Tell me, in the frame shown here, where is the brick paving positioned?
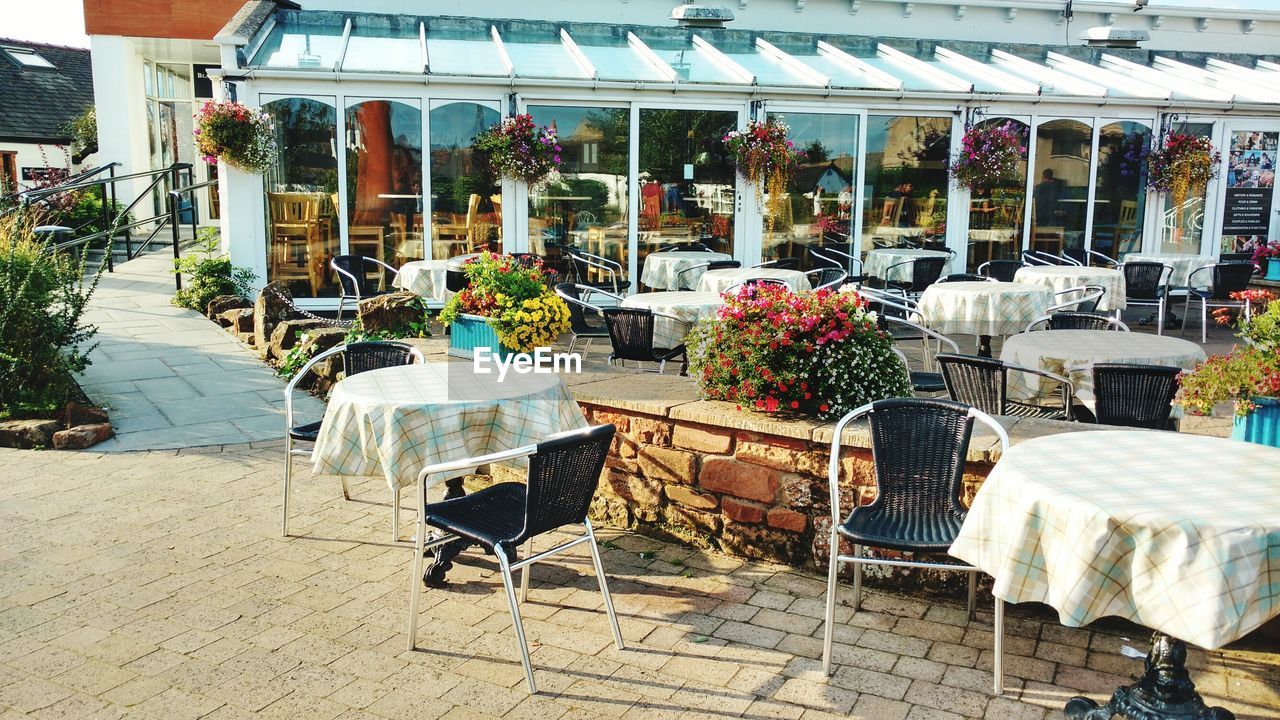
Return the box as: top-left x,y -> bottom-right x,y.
1,444 -> 1277,719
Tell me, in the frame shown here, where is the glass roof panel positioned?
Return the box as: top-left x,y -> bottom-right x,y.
575,40 -> 670,82
792,53 -> 898,90
425,27 -> 508,76
251,22 -> 345,70
629,31 -> 747,84
500,30 -> 589,79
343,23 -> 421,73
712,40 -> 823,87
859,56 -> 962,92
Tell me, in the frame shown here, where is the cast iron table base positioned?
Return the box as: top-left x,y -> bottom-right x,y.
1064,632 -> 1233,720
978,334 -> 994,357
422,476 -> 471,588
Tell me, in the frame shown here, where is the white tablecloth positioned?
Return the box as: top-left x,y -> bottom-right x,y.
1000,330 -> 1206,405
393,260 -> 449,303
916,282 -> 1054,337
641,251 -> 733,291
1013,266 -> 1127,312
311,362 -> 587,491
865,248 -> 952,283
696,268 -> 811,294
951,431 -> 1280,650
1123,253 -> 1212,289
621,291 -> 725,348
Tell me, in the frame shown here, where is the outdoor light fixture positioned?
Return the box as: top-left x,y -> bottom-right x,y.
670,4 -> 736,27
1078,26 -> 1149,48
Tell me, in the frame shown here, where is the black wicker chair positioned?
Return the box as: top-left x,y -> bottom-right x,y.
1182,262 -> 1257,344
755,256 -> 801,270
937,273 -> 994,283
554,282 -> 613,355
331,255 -> 399,321
1024,311 -> 1130,333
406,424 -> 624,694
978,259 -> 1024,282
601,307 -> 688,374
937,353 -> 1075,420
809,266 -> 850,291
1219,252 -> 1253,263
884,256 -> 947,297
883,315 -> 960,394
566,249 -> 630,294
1120,261 -> 1172,334
283,341 -> 423,539
675,259 -> 741,290
821,398 -> 1010,694
656,241 -> 712,253
1088,363 -> 1181,430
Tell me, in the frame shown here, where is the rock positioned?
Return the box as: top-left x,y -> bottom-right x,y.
301,327 -> 349,381
254,281 -> 298,353
62,401 -> 109,428
206,294 -> 251,320
218,307 -> 254,333
357,292 -> 426,337
52,423 -> 114,450
268,319 -> 335,361
0,419 -> 60,449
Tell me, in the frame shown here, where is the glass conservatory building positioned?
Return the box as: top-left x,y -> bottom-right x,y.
210,7 -> 1280,305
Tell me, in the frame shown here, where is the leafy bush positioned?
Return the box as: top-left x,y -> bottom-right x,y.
173,228 -> 256,312
687,283 -> 910,419
1177,291 -> 1280,417
438,252 -> 569,352
0,212 -> 100,417
53,187 -> 131,236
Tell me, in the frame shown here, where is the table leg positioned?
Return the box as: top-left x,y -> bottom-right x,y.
1063,632 -> 1233,720
978,335 -> 993,358
422,477 -> 470,588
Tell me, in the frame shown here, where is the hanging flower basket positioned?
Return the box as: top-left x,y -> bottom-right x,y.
723,119 -> 805,231
1146,133 -> 1220,208
949,121 -> 1026,193
472,114 -> 561,187
194,100 -> 278,174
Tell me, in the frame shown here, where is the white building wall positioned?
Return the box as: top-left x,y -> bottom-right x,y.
88,35 -> 153,206
0,142 -> 76,191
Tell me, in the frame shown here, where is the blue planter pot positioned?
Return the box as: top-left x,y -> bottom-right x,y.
1266,259 -> 1280,282
1231,397 -> 1280,448
448,314 -> 514,360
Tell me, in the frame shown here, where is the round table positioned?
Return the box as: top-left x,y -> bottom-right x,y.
621,291 -> 725,348
393,260 -> 450,303
951,431 -> 1280,719
865,248 -> 952,283
1123,252 -> 1212,289
1013,265 -> 1128,312
1000,330 -> 1206,406
696,267 -> 811,294
640,251 -> 732,291
916,282 -> 1054,356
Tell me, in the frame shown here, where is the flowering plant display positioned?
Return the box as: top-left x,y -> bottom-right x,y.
438,253 -> 569,353
1249,240 -> 1280,267
1146,133 -> 1220,208
686,283 -> 910,419
949,122 -> 1026,192
472,114 -> 561,186
1177,292 -> 1280,417
723,119 -> 805,231
194,100 -> 277,174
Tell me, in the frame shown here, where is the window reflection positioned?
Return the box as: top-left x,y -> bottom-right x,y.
345,99 -> 423,268
1031,119 -> 1092,260
429,100 -> 501,259
1160,122 -> 1213,255
964,117 -> 1028,271
527,105 -> 629,280
861,115 -> 951,265
764,112 -> 859,270
1093,121 -> 1150,261
262,96 -> 339,298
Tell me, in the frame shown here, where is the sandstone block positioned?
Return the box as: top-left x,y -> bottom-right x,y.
0,419 -> 59,449
269,319 -> 335,361
206,294 -> 251,320
629,417 -> 672,446
591,409 -> 631,433
722,497 -> 766,524
52,423 -> 114,450
253,281 -> 297,351
61,401 -> 108,427
767,507 -> 807,533
664,485 -> 718,511
637,445 -> 697,484
219,308 -> 254,333
700,457 -> 779,504
672,424 -> 733,454
357,292 -> 426,336
605,469 -> 662,507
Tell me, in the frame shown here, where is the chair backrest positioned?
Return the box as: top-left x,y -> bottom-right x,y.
911,256 -> 947,290
445,268 -> 470,293
1122,262 -> 1169,300
1046,311 -> 1122,331
602,307 -> 658,360
725,277 -> 791,294
812,267 -> 848,290
982,259 -> 1023,283
555,282 -> 601,335
768,256 -> 801,270
1209,262 -> 1255,299
515,424 -> 617,542
862,398 -> 975,529
332,255 -> 378,297
707,260 -> 741,272
268,192 -> 320,224
937,273 -> 989,283
937,354 -> 1006,416
1091,363 -> 1180,430
343,341 -> 418,377
1118,199 -> 1138,226
1219,252 -> 1251,263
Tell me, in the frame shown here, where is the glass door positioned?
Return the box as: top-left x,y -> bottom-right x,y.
1157,122 -> 1215,255
1029,118 -> 1093,261
427,100 -> 502,260
344,98 -> 423,267
1218,122 -> 1280,256
1091,121 -> 1152,262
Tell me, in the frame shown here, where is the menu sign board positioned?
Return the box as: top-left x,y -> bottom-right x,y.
1222,130 -> 1277,236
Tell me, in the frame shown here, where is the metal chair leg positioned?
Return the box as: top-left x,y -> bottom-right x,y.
567,336 -> 578,355
584,520 -> 624,651
1156,299 -> 1165,337
282,436 -> 293,537
496,548 -> 537,693
519,538 -> 532,603
993,596 -> 1005,696
1200,298 -> 1207,345
851,544 -> 863,611
340,475 -> 351,501
406,518 -> 427,651
967,571 -> 977,620
392,487 -> 401,542
821,528 -> 840,676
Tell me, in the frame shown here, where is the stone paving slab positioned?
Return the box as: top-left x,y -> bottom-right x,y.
0,444 -> 1276,719
77,252 -> 324,451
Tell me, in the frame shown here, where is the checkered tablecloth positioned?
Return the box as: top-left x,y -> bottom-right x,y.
865,249 -> 953,283
621,291 -> 725,348
393,260 -> 449,302
696,268 -> 812,294
916,282 -> 1054,337
311,362 -> 588,491
1123,253 -> 1212,289
1000,330 -> 1206,405
950,431 -> 1280,650
641,251 -> 733,291
1013,266 -> 1128,312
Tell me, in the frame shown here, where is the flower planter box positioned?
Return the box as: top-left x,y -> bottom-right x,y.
448,314 -> 514,360
1231,397 -> 1280,448
1265,258 -> 1280,282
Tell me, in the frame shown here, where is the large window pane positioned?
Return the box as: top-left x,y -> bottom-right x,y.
527,105 -> 629,280
262,96 -> 339,299
1093,121 -> 1151,261
965,117 -> 1029,271
1160,122 -> 1213,254
345,99 -> 423,272
861,115 -> 951,263
1030,119 -> 1092,259
428,100 -> 501,259
637,109 -> 737,283
764,111 -> 858,270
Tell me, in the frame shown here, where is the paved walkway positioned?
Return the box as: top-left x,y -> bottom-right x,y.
77,251 -> 324,451
0,444 -> 1276,719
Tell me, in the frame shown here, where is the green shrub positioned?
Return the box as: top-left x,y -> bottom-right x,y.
173,228 -> 256,313
0,212 -> 101,417
53,187 -> 131,236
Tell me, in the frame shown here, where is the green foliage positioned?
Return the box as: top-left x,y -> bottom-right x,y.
0,212 -> 101,417
52,187 -> 130,236
62,106 -> 98,160
276,331 -> 318,379
172,228 -> 256,312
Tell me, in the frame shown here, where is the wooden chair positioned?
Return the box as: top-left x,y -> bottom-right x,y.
268,192 -> 325,295
391,213 -> 425,263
